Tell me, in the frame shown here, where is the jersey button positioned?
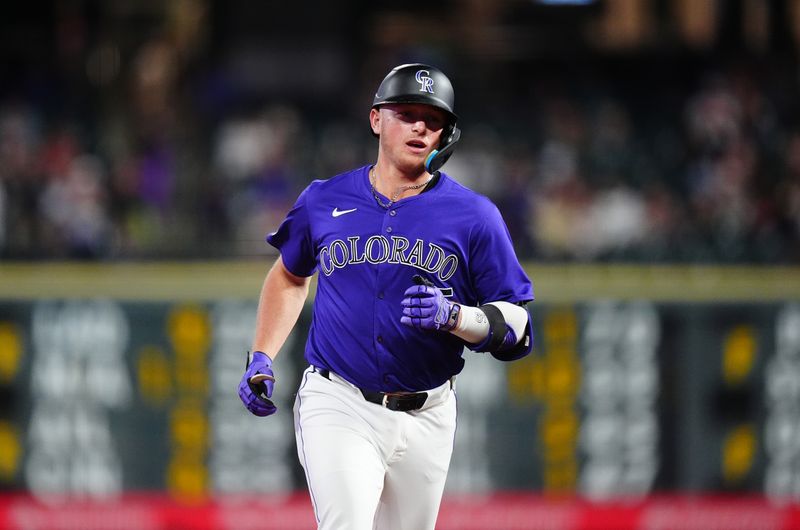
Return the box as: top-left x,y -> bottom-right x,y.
389,210 -> 397,217
378,292 -> 384,299
377,336 -> 383,344
383,375 -> 391,384
386,226 -> 393,233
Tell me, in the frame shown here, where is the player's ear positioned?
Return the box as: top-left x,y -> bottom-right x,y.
369,108 -> 381,136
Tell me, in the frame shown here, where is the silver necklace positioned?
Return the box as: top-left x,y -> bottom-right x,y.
369,169 -> 433,209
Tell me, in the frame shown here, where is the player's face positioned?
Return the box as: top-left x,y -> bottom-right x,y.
371,103 -> 446,173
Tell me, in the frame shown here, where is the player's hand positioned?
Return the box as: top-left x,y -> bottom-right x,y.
238,350 -> 277,416
400,284 -> 458,331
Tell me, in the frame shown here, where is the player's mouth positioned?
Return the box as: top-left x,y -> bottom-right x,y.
406,139 -> 427,152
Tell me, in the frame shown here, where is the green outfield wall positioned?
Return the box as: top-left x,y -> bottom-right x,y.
1,260 -> 799,301
1,261 -> 799,502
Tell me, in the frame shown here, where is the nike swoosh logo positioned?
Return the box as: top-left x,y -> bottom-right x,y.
332,207 -> 357,218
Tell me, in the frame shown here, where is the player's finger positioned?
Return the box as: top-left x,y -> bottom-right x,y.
402,285 -> 436,298
402,293 -> 436,305
400,315 -> 426,328
250,397 -> 277,416
238,380 -> 277,416
249,385 -> 274,402
249,373 -> 275,384
403,305 -> 432,318
401,298 -> 430,311
248,371 -> 275,397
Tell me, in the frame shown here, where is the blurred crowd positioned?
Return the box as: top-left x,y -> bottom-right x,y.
0,55 -> 799,263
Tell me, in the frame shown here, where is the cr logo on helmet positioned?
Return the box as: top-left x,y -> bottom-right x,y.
415,70 -> 435,93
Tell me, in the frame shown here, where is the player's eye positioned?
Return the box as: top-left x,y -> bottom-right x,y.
426,116 -> 444,130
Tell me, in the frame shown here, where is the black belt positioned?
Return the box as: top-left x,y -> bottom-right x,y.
314,367 -> 428,412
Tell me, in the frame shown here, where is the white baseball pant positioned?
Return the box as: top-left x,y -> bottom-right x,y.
294,366 -> 457,530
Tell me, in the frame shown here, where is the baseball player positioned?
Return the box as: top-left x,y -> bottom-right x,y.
238,63 -> 534,530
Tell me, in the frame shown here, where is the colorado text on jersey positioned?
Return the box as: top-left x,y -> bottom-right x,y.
318,235 -> 459,281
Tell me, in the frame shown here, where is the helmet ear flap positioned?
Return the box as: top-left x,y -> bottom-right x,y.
425,124 -> 461,173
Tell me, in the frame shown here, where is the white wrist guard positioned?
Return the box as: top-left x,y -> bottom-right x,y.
450,304 -> 490,344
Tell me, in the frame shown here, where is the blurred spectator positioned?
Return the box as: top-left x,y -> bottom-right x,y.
39,154 -> 111,258
579,183 -> 648,260
0,51 -> 798,263
0,103 -> 44,258
776,132 -> 800,261
213,104 -> 304,256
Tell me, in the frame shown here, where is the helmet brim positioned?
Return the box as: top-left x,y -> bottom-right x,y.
372,96 -> 458,123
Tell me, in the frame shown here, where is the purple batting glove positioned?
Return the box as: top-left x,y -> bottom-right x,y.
238,350 -> 277,417
400,284 -> 459,331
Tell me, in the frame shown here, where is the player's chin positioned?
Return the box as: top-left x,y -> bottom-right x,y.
397,151 -> 430,172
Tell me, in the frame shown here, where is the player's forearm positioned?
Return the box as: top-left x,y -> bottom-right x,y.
449,305 -> 489,343
450,301 -> 529,347
251,257 -> 310,359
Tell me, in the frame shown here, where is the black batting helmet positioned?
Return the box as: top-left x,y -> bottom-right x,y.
371,63 -> 461,172
372,63 -> 458,122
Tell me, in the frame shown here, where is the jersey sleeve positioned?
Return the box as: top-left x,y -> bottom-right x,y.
266,184 -> 317,277
469,201 -> 534,305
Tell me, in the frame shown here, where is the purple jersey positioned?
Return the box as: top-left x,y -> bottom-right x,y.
267,165 -> 533,392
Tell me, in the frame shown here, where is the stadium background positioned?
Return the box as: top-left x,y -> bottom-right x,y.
2,1 -> 800,528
